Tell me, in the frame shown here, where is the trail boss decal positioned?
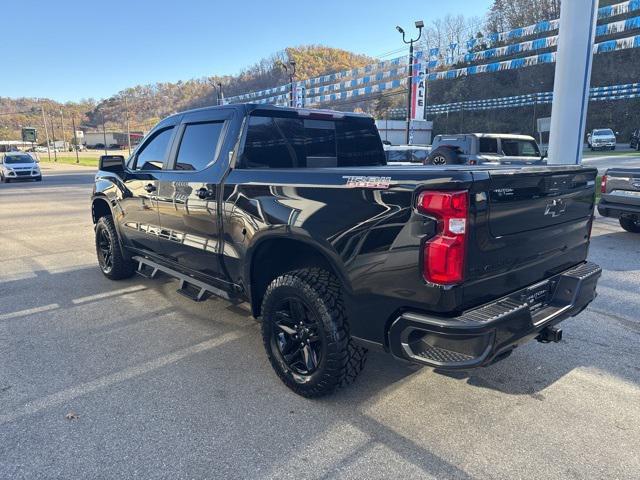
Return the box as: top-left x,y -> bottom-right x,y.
343,176 -> 392,189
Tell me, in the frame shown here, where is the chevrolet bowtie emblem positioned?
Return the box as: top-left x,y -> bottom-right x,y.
544,198 -> 567,218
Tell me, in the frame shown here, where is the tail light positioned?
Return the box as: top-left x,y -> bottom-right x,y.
600,175 -> 608,194
417,190 -> 469,285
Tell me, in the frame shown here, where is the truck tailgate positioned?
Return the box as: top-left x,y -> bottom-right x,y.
462,167 -> 597,309
602,169 -> 640,205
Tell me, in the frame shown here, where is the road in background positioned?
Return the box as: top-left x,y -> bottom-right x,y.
1,164 -> 639,479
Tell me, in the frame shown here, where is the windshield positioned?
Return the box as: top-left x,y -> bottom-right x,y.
593,129 -> 614,136
501,139 -> 540,157
4,154 -> 35,164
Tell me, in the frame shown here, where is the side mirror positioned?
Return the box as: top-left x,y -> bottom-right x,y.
99,155 -> 125,173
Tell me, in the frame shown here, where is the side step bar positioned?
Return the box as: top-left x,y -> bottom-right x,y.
132,255 -> 234,302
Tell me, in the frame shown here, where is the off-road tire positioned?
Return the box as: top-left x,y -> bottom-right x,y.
620,216 -> 640,233
95,215 -> 136,280
261,268 -> 367,398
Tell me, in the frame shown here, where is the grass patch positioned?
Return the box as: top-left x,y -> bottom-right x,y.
595,175 -> 602,203
583,149 -> 640,158
39,154 -> 98,167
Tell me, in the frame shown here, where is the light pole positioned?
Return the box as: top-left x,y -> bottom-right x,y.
281,60 -> 297,107
60,110 -> 66,151
396,20 -> 424,144
217,83 -> 223,105
124,96 -> 132,155
41,105 -> 51,162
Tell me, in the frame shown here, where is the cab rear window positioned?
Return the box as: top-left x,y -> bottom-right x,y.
240,113 -> 385,168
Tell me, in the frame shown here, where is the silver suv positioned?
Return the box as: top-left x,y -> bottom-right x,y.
0,152 -> 42,182
426,133 -> 545,166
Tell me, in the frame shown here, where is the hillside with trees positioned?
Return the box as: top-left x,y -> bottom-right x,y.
0,46 -> 372,141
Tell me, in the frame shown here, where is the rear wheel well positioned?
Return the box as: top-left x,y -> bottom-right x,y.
250,238 -> 340,318
92,198 -> 111,224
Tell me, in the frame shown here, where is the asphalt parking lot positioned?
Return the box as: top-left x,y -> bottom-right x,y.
1,163 -> 639,479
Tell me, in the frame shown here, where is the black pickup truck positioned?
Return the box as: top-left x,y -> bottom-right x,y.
91,104 -> 601,397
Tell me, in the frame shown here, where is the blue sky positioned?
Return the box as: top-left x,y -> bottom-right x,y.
2,0 -> 491,102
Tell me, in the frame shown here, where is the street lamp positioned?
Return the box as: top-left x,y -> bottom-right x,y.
281,60 -> 297,107
217,82 -> 223,105
396,20 -> 424,144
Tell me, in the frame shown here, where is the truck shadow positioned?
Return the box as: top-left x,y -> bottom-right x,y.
434,306 -> 640,397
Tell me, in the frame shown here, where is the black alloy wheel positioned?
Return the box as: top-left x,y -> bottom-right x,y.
97,226 -> 113,274
94,215 -> 135,280
272,297 -> 323,376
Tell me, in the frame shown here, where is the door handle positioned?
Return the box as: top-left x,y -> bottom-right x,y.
196,187 -> 213,199
144,183 -> 156,193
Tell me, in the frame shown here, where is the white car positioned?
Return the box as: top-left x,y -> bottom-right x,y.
587,128 -> 617,151
0,152 -> 42,183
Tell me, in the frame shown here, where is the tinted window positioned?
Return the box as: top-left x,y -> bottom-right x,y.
411,150 -> 429,162
241,114 -> 384,168
135,127 -> 174,170
501,139 -> 540,157
386,150 -> 411,162
174,122 -> 224,171
479,138 -> 498,154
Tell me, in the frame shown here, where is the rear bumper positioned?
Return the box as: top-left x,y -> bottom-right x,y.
388,261 -> 601,369
598,199 -> 640,218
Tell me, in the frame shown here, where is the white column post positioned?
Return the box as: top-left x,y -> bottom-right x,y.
547,0 -> 599,165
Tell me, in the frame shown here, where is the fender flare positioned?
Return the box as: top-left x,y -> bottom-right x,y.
243,227 -> 353,309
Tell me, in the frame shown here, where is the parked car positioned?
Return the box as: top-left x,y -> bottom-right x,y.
598,168 -> 640,232
383,144 -> 431,164
91,104 -> 601,397
426,133 -> 545,165
587,129 -> 616,151
629,129 -> 640,151
0,152 -> 42,182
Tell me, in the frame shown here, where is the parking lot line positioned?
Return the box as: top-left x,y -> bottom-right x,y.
0,330 -> 244,425
71,285 -> 148,304
0,303 -> 60,321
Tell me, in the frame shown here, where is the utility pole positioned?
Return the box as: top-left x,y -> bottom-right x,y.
217,83 -> 223,105
50,118 -> 57,162
101,111 -> 108,156
72,117 -> 80,164
396,21 -> 424,144
60,110 -> 66,151
41,106 -> 51,162
124,96 -> 132,155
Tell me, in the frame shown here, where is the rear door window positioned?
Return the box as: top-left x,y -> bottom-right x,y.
501,139 -> 540,157
479,138 -> 498,154
173,122 -> 225,171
